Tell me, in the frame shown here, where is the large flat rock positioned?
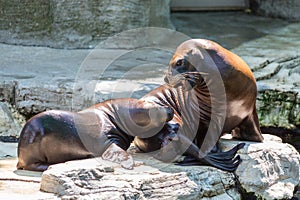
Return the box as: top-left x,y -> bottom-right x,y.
0,136 -> 299,199
39,134 -> 300,200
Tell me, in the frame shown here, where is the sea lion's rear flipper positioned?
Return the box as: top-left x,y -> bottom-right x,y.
17,162 -> 50,172
101,143 -> 134,170
176,143 -> 245,172
232,109 -> 264,142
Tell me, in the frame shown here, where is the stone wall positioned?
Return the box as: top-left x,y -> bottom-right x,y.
0,0 -> 173,49
250,0 -> 300,21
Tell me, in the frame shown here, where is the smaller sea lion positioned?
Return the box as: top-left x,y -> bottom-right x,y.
17,98 -> 173,172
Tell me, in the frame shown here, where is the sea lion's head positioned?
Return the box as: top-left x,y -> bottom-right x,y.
130,99 -> 174,127
164,39 -> 217,89
116,99 -> 174,138
134,122 -> 199,163
133,122 -> 184,162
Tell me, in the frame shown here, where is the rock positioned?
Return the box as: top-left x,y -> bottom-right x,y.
40,134 -> 300,200
0,158 -> 58,199
0,0 -> 173,49
171,11 -> 290,50
15,81 -> 75,115
232,23 -> 300,130
0,142 -> 18,158
40,157 -> 238,199
254,56 -> 300,129
0,26 -> 188,115
0,81 -> 17,103
0,102 -> 25,142
250,0 -> 300,21
10,46 -> 172,115
221,134 -> 300,200
0,13 -> 298,132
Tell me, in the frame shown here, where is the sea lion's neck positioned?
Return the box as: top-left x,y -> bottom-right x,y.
177,86 -> 204,124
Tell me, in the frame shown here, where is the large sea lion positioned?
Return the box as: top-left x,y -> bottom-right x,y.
17,98 -> 173,172
134,39 -> 263,172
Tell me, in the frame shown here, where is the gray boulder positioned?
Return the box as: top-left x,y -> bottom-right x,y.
40,134 -> 300,200
222,134 -> 300,199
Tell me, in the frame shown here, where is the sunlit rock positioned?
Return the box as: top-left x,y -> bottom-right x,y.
221,134 -> 300,200
40,134 -> 300,200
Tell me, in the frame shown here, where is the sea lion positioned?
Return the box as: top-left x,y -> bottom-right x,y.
17,98 -> 173,172
134,39 -> 263,172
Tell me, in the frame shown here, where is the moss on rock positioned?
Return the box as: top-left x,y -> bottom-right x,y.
257,90 -> 299,129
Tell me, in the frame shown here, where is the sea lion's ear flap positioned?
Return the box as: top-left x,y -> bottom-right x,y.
185,47 -> 204,70
189,47 -> 204,59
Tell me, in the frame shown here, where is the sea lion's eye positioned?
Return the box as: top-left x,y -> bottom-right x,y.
175,59 -> 184,67
174,59 -> 190,73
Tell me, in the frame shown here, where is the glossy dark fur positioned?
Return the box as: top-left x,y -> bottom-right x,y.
17,98 -> 173,171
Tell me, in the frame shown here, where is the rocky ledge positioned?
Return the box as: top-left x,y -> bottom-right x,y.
1,24 -> 300,144
39,134 -> 299,200
233,23 -> 300,131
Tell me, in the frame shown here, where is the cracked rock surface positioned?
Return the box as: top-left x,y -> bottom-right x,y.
38,134 -> 300,200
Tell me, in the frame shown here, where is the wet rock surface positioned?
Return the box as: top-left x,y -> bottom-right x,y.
171,11 -> 290,49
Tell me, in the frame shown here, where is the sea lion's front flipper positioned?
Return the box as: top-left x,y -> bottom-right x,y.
206,143 -> 245,160
176,143 -> 245,172
17,162 -> 50,172
232,109 -> 264,142
101,143 -> 134,170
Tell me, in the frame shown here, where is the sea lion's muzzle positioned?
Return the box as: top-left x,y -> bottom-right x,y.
164,72 -> 185,88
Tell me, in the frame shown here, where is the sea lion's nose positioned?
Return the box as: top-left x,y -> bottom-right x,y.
164,71 -> 171,84
164,68 -> 185,88
164,75 -> 169,84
